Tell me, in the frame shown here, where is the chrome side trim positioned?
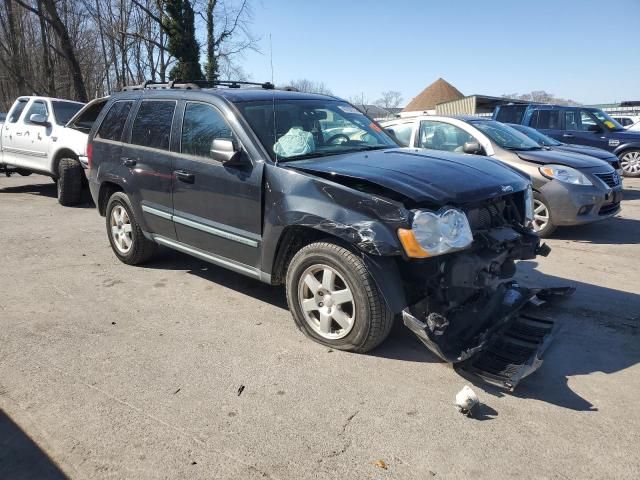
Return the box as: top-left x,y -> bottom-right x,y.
152,235 -> 261,279
142,204 -> 259,248
141,204 -> 173,221
1,146 -> 48,158
172,215 -> 259,247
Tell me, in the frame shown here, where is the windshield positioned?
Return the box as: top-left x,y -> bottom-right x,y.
51,101 -> 84,125
472,120 -> 541,150
236,99 -> 397,161
588,109 -> 625,131
509,124 -> 561,146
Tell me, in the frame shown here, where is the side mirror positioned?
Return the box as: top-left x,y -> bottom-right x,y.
210,138 -> 240,164
29,113 -> 49,125
587,124 -> 603,133
463,141 -> 483,155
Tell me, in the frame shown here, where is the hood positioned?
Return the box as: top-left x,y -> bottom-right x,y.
551,144 -> 617,162
513,148 -> 607,169
285,148 -> 529,206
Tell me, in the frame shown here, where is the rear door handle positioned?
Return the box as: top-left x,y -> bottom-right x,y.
121,157 -> 137,167
563,133 -> 574,138
175,170 -> 195,183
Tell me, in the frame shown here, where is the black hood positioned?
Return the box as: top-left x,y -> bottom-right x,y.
551,144 -> 618,162
285,148 -> 529,206
514,148 -> 608,169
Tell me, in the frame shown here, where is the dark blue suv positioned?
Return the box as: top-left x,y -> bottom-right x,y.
494,104 -> 640,177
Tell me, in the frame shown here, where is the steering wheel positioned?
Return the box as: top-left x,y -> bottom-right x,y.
326,133 -> 350,145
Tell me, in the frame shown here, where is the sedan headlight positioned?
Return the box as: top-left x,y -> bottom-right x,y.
539,164 -> 592,186
398,208 -> 473,258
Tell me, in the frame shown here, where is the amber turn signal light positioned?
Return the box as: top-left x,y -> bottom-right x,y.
397,229 -> 430,258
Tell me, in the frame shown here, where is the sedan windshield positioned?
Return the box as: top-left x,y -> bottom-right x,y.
508,124 -> 562,146
472,120 -> 541,150
236,99 -> 397,161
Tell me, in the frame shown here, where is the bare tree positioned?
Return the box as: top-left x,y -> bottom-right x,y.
287,78 -> 333,95
375,90 -> 403,110
347,93 -> 372,115
502,90 -> 579,106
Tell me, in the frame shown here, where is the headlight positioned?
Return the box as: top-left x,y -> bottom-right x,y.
539,164 -> 592,186
398,208 -> 473,258
524,185 -> 534,225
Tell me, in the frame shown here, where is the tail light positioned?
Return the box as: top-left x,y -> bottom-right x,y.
87,142 -> 93,170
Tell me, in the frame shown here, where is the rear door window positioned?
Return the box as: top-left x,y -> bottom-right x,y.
130,100 -> 176,151
96,101 -> 133,141
181,102 -> 233,159
530,110 -> 561,129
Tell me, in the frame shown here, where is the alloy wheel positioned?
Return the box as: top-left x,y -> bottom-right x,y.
298,264 -> 356,340
532,199 -> 550,233
621,151 -> 640,175
110,205 -> 133,254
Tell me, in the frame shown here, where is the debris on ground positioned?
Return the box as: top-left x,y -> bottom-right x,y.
237,385 -> 245,396
455,385 -> 479,417
373,459 -> 388,470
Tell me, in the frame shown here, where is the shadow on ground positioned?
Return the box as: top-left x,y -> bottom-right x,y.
0,180 -> 93,207
553,215 -> 640,245
0,409 -> 68,480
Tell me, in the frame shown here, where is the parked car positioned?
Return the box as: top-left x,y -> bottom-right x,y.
86,81 -> 555,388
381,116 -> 622,237
0,96 -> 108,204
493,104 -> 640,177
507,123 -> 623,176
612,115 -> 640,129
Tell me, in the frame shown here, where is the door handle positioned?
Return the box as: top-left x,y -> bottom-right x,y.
563,133 -> 574,138
175,170 -> 195,183
121,157 -> 137,167
15,132 -> 22,136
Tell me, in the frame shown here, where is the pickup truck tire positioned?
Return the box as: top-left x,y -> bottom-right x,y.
105,192 -> 157,265
57,158 -> 83,206
286,241 -> 394,353
532,192 -> 556,238
619,150 -> 640,177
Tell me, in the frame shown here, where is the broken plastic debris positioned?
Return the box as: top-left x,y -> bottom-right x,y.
455,386 -> 479,417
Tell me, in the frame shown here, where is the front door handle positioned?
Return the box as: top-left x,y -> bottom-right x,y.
121,157 -> 137,167
563,133 -> 574,138
175,170 -> 195,183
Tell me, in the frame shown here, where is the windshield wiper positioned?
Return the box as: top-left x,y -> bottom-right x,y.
277,151 -> 346,162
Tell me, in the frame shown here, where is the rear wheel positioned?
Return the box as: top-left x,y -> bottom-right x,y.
532,192 -> 556,238
286,241 -> 394,353
105,192 -> 157,265
619,150 -> 640,177
57,158 -> 83,206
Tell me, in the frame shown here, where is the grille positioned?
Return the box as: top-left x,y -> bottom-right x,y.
599,202 -> 620,216
594,171 -> 621,188
466,201 -> 507,230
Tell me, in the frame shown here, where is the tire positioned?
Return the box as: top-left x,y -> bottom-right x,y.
57,158 -> 83,206
285,241 -> 394,353
619,150 -> 640,177
532,192 -> 556,238
105,191 -> 157,265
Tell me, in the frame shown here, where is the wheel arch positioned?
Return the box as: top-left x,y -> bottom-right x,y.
97,181 -> 124,216
50,148 -> 79,177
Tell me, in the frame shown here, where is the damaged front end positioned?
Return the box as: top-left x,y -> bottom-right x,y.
399,190 -> 571,390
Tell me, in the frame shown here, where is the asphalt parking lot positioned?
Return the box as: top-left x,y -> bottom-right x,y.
1,174 -> 639,479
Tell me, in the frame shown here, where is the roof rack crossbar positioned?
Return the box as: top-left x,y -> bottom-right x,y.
121,79 -> 275,92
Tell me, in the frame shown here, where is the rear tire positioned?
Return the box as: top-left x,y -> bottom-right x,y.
285,241 -> 394,353
105,192 -> 157,265
57,158 -> 83,206
532,192 -> 556,238
619,150 -> 640,177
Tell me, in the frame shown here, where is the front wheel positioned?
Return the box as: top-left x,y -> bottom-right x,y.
285,241 -> 394,353
532,192 -> 556,238
619,150 -> 640,177
105,192 -> 157,265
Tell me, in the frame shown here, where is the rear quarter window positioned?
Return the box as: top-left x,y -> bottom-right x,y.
96,101 -> 133,141
130,100 -> 176,151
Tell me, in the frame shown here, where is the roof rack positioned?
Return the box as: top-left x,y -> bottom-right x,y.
121,79 -> 275,92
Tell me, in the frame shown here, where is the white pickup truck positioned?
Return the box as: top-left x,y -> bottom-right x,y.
0,96 -> 107,205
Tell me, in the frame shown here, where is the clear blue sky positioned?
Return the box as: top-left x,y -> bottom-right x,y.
239,0 -> 640,106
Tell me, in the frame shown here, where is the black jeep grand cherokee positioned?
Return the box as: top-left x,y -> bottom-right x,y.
87,81 -> 551,387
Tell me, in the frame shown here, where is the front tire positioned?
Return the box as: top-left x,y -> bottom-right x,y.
532,192 -> 556,238
285,241 -> 394,353
619,150 -> 640,177
105,192 -> 157,265
57,158 -> 83,206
